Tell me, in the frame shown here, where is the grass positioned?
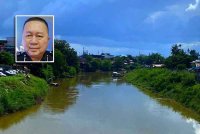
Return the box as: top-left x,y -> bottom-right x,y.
0,74 -> 48,115
125,68 -> 200,114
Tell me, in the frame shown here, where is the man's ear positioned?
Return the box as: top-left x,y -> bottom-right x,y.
48,37 -> 50,41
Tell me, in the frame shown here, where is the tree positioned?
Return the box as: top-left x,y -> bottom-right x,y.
136,54 -> 149,65
171,44 -> 184,55
165,44 -> 193,70
41,64 -> 54,82
112,57 -> 124,71
91,59 -> 101,71
67,66 -> 77,76
101,60 -> 112,71
189,49 -> 199,61
0,52 -> 14,65
82,57 -> 101,72
53,49 -> 67,77
148,53 -> 165,64
54,40 -> 79,72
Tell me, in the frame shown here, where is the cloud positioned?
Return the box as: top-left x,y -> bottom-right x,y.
144,5 -> 181,24
54,35 -> 63,40
0,36 -> 5,40
40,0 -> 112,16
185,0 -> 200,11
1,0 -> 199,57
186,119 -> 200,134
40,0 -> 70,16
70,43 -> 155,56
145,11 -> 165,24
145,2 -> 200,24
1,0 -> 49,33
53,35 -> 172,56
180,42 -> 200,51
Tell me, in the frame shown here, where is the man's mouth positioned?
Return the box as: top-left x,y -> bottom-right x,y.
28,48 -> 40,53
29,46 -> 39,50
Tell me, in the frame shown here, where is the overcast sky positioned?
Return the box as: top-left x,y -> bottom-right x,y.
0,0 -> 200,56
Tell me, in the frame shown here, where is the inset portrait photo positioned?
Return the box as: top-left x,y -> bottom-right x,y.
15,15 -> 54,63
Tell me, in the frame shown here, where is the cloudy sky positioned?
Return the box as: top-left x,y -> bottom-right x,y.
0,0 -> 200,56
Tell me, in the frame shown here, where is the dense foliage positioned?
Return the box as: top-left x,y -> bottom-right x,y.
21,39 -> 79,79
51,39 -> 79,78
135,53 -> 165,65
0,75 -> 48,115
54,39 -> 79,71
81,55 -> 112,72
165,44 -> 199,70
0,51 -> 14,65
125,68 -> 200,114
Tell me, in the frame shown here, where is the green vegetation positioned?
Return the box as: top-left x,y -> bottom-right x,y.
101,59 -> 112,71
51,40 -> 79,78
112,56 -> 124,71
0,74 -> 48,115
165,44 -> 199,70
0,51 -> 14,65
0,39 -> 79,115
128,44 -> 198,70
125,68 -> 200,114
24,39 -> 80,79
135,53 -> 165,65
81,55 -> 112,72
41,64 -> 54,81
54,39 -> 79,73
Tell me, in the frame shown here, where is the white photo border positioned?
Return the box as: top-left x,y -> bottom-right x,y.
15,15 -> 54,63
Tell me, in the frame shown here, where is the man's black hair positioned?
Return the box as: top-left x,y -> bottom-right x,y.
23,17 -> 49,33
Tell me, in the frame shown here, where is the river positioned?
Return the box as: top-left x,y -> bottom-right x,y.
0,72 -> 199,134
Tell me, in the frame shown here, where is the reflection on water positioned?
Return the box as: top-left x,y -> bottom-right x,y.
0,105 -> 40,130
43,76 -> 79,113
0,72 -> 199,134
77,72 -> 112,87
158,99 -> 200,122
135,85 -> 200,122
77,72 -> 124,88
187,119 -> 200,134
77,72 -> 124,87
44,87 -> 79,113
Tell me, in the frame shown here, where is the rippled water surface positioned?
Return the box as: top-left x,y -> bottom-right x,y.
0,72 -> 199,134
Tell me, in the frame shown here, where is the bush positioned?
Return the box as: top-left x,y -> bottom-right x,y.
68,66 -> 77,76
0,74 -> 48,115
125,68 -> 200,114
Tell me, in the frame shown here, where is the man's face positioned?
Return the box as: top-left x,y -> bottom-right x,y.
22,20 -> 49,60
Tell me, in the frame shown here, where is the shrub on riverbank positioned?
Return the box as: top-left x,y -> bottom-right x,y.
0,74 -> 48,115
125,68 -> 200,114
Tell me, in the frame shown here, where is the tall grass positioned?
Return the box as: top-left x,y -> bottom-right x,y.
0,74 -> 48,115
125,68 -> 200,114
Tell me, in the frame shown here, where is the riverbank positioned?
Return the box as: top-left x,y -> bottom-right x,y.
0,74 -> 48,115
125,68 -> 200,115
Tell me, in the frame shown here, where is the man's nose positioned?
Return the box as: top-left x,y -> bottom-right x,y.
30,36 -> 38,45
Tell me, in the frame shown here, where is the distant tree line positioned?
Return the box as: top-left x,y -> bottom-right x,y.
129,44 -> 198,70
38,39 -> 79,80
0,51 -> 14,65
81,54 -> 112,72
52,39 -> 79,78
0,42 -> 199,78
0,39 -> 79,81
165,44 -> 199,70
81,44 -> 199,72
